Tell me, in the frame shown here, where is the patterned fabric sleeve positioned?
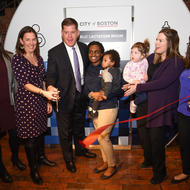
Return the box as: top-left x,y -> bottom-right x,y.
11,54 -> 30,87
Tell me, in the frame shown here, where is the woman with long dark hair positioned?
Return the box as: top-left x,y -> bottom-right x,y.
123,28 -> 184,184
12,26 -> 58,185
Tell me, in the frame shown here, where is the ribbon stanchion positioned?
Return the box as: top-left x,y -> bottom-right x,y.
80,95 -> 190,148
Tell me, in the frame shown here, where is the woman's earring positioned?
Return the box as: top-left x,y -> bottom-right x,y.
20,45 -> 24,49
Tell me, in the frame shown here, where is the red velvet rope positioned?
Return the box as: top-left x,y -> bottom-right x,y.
80,95 -> 190,148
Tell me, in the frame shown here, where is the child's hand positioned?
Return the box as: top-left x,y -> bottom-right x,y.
144,74 -> 148,82
133,80 -> 140,85
91,92 -> 104,101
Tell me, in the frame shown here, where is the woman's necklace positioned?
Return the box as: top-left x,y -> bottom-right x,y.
24,54 -> 38,66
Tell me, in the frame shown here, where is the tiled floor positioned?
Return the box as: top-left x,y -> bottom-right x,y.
0,135 -> 190,190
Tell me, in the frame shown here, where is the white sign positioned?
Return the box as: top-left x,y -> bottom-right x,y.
66,6 -> 133,61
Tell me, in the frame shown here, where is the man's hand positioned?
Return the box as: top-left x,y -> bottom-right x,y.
47,85 -> 60,100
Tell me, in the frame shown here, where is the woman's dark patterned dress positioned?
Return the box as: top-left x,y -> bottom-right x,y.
12,53 -> 47,139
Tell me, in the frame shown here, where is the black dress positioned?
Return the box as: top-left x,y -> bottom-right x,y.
136,61 -> 162,128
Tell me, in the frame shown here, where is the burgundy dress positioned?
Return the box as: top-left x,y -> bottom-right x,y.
0,55 -> 15,132
12,53 -> 47,139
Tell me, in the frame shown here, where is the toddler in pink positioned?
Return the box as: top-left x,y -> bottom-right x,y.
123,39 -> 150,114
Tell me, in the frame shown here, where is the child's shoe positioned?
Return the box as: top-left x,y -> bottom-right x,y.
87,107 -> 98,119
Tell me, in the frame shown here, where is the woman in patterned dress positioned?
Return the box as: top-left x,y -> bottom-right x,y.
12,26 -> 58,185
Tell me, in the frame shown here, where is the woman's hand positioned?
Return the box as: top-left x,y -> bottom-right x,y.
122,83 -> 131,91
24,83 -> 59,101
47,101 -> 52,114
123,84 -> 137,97
43,90 -> 59,101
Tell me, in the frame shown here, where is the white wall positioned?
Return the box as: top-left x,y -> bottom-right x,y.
5,0 -> 190,61
134,0 -> 190,54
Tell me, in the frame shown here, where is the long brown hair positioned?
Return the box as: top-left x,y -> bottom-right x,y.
153,28 -> 183,64
15,26 -> 40,57
184,37 -> 190,69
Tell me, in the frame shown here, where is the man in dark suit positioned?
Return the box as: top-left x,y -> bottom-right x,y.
46,18 -> 96,173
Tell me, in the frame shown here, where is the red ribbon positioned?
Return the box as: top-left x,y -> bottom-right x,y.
80,95 -> 190,148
